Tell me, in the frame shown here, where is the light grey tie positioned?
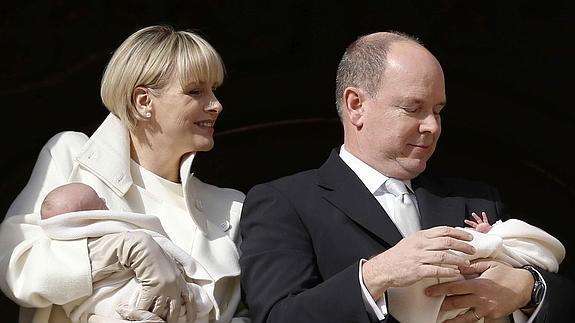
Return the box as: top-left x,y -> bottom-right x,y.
384,178 -> 421,237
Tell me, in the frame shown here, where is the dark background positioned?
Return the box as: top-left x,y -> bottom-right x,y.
1,1 -> 574,320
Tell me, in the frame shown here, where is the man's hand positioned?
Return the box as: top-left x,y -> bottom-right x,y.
88,231 -> 192,323
425,259 -> 534,322
362,226 -> 476,301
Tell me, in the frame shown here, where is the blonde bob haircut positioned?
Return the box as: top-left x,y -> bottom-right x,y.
100,25 -> 225,129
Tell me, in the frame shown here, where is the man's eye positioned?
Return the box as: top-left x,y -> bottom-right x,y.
401,106 -> 418,113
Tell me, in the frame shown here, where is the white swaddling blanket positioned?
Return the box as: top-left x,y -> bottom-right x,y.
388,219 -> 566,323
39,209 -> 218,323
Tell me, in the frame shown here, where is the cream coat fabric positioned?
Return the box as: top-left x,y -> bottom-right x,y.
40,209 -> 216,323
388,219 -> 566,323
0,113 -> 247,323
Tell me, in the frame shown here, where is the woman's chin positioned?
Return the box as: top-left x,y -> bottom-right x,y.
189,139 -> 215,153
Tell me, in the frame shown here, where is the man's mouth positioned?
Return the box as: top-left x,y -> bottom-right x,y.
195,120 -> 215,128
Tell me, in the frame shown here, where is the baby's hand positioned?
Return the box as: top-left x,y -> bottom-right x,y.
464,211 -> 492,233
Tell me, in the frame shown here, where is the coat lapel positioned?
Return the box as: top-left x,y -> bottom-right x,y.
412,175 -> 465,229
317,150 -> 404,247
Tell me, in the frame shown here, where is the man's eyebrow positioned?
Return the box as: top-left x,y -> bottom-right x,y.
396,97 -> 424,105
397,97 -> 446,107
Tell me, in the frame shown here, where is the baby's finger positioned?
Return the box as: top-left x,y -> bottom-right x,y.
463,219 -> 477,228
471,212 -> 482,223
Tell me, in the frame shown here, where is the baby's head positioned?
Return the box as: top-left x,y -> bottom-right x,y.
41,183 -> 108,219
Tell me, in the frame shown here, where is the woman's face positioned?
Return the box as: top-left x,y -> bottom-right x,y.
149,73 -> 223,155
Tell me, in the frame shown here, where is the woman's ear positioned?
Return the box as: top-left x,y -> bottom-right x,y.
133,86 -> 152,118
343,87 -> 365,129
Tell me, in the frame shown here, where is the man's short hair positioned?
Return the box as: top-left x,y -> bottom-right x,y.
335,31 -> 421,117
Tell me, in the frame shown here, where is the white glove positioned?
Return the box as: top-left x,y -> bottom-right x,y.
88,305 -> 165,322
88,231 -> 190,322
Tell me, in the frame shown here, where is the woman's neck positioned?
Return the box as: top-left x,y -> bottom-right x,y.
129,130 -> 182,183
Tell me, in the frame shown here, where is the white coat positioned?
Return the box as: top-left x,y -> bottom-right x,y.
0,113 -> 247,323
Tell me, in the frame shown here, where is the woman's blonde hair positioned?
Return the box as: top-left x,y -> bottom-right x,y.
100,25 -> 225,129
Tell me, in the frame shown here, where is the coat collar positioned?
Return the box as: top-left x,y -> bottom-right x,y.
75,113 -> 133,196
74,114 -> 209,232
317,149 -> 404,247
76,113 -> 197,193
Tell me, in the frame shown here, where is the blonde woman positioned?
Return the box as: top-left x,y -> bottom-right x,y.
0,25 -> 247,323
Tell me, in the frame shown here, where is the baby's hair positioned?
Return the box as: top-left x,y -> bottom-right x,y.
41,183 -> 101,219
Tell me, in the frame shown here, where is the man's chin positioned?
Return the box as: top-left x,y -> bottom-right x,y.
398,159 -> 427,179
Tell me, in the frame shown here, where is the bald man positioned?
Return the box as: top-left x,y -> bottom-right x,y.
239,32 -> 574,323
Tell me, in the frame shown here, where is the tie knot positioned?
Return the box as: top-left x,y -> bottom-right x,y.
384,178 -> 409,197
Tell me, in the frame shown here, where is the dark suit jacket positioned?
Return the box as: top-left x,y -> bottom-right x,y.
239,149 -> 574,323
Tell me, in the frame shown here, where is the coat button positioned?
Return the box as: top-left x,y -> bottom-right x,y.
220,221 -> 231,232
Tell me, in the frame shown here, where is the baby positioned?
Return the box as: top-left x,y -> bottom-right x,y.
39,182 -> 214,323
388,212 -> 566,323
41,182 -> 108,219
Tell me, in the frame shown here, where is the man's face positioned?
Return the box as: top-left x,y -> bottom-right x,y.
356,42 -> 446,179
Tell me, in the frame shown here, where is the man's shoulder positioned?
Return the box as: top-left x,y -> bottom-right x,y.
247,168 -> 320,197
270,168 -> 319,185
189,175 -> 245,203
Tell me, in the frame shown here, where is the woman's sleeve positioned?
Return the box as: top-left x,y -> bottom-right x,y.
0,132 -> 93,307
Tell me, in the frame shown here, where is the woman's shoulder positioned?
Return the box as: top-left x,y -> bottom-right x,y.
42,131 -> 89,156
188,176 -> 245,203
187,176 -> 245,239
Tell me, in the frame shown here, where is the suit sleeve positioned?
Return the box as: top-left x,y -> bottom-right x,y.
239,183 -> 373,323
534,270 -> 575,322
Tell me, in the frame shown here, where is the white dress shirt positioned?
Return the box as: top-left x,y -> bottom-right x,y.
339,145 -> 420,320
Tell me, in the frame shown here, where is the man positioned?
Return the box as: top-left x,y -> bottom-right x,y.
239,32 -> 574,322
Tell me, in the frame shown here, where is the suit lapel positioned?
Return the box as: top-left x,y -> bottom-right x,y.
413,175 -> 465,229
317,150 -> 404,247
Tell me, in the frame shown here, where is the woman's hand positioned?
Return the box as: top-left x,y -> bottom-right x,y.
88,231 -> 191,323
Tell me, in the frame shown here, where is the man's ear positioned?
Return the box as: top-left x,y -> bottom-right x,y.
343,87 -> 365,128
133,86 -> 152,117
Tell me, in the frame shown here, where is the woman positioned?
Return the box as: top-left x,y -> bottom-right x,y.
0,25 -> 247,323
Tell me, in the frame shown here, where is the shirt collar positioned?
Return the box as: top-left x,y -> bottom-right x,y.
339,145 -> 413,194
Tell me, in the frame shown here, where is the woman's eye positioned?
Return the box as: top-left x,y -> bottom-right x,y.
189,89 -> 202,95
